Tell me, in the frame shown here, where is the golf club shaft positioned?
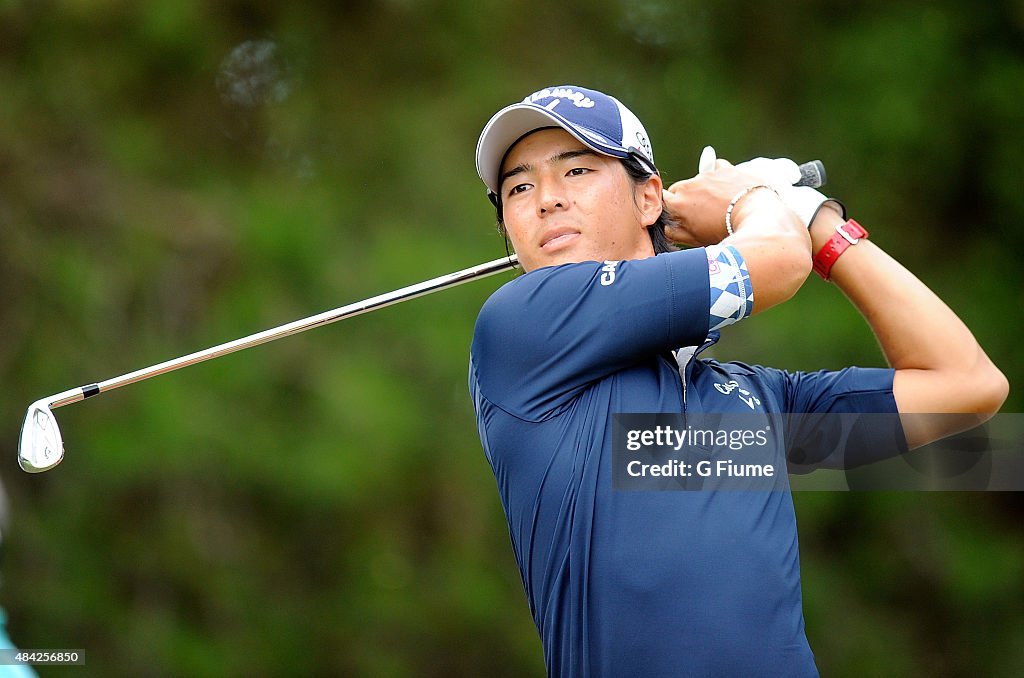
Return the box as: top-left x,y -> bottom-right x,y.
45,254 -> 520,410
39,157 -> 827,412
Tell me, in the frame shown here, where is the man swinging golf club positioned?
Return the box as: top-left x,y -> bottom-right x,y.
469,84 -> 1007,677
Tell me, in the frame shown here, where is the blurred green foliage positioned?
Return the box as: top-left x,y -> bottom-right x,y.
0,1 -> 1021,676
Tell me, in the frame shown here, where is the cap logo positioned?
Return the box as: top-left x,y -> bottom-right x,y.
635,131 -> 652,160
524,87 -> 596,109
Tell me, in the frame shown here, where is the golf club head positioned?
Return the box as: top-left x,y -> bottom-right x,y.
19,399 -> 64,473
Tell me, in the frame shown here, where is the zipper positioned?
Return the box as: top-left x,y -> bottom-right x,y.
674,332 -> 720,413
673,346 -> 698,411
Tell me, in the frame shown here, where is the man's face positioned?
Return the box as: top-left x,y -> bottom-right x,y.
498,128 -> 661,272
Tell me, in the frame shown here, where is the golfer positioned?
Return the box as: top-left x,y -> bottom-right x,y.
468,85 -> 1007,677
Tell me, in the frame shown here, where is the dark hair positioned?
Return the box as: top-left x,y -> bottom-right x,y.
492,154 -> 678,255
620,155 -> 678,255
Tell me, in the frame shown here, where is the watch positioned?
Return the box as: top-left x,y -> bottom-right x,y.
812,219 -> 869,280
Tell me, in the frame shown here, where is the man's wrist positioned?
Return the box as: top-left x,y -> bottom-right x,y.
727,188 -> 790,236
808,202 -> 846,250
725,184 -> 780,236
812,219 -> 870,280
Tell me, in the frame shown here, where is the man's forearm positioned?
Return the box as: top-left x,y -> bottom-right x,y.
726,191 -> 812,314
808,207 -> 1008,447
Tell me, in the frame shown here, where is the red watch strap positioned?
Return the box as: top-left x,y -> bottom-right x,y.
813,219 -> 869,280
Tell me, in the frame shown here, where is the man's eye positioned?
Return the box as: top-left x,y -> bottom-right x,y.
508,183 -> 530,197
568,167 -> 590,177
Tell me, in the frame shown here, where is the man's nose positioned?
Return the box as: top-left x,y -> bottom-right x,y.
537,178 -> 567,215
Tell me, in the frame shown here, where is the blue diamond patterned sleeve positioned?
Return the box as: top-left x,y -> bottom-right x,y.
705,244 -> 753,330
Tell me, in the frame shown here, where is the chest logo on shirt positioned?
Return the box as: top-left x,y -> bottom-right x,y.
714,380 -> 762,410
600,260 -> 619,286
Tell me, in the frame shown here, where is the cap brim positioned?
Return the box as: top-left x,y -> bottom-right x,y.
475,103 -> 626,195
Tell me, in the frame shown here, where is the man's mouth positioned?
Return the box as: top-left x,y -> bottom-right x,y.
541,229 -> 580,250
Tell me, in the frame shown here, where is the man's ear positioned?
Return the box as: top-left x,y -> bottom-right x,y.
637,173 -> 664,228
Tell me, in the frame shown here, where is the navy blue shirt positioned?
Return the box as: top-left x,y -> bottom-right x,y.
469,248 -> 905,677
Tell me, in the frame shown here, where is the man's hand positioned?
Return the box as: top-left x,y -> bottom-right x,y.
661,159 -> 775,246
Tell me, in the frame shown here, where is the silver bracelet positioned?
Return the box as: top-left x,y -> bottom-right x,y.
725,184 -> 781,236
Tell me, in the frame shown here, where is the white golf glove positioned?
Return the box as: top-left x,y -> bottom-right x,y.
699,147 -> 843,227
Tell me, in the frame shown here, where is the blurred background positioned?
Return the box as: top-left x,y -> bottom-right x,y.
0,1 -> 1021,675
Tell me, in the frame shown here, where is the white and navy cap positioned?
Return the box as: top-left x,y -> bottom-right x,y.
475,85 -> 657,197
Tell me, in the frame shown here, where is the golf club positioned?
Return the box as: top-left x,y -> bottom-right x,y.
18,159 -> 827,474
19,254 -> 519,473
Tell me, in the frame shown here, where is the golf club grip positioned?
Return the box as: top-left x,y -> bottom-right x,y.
796,160 -> 826,188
